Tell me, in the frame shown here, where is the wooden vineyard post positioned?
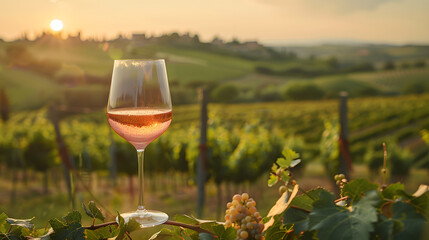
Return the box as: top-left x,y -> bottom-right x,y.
197,88 -> 208,218
339,92 -> 352,178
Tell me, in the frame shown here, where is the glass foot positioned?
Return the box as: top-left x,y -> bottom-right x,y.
119,210 -> 168,228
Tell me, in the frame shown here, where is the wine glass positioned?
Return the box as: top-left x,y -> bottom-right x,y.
107,59 -> 172,227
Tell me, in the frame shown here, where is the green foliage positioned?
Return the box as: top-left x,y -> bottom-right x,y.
283,82 -> 325,101
0,212 -> 35,240
414,60 -> 427,68
264,150 -> 428,240
1,149 -> 428,240
23,131 -> 58,172
365,142 -> 413,179
49,211 -> 85,240
276,182 -> 428,240
114,140 -> 137,175
256,85 -> 283,102
388,144 -> 413,178
5,217 -> 35,230
268,149 -> 301,187
149,215 -> 235,240
382,61 -> 396,71
375,202 -> 426,240
320,120 -> 339,178
341,178 -> 379,203
380,182 -> 404,199
210,84 -> 239,103
82,201 -> 105,221
263,215 -> 290,239
309,191 -> 379,240
404,82 -> 427,94
422,129 -> 429,144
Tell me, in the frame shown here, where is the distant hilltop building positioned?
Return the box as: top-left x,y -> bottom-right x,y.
131,33 -> 148,46
242,41 -> 264,50
64,31 -> 82,44
211,37 -> 224,45
132,33 -> 147,41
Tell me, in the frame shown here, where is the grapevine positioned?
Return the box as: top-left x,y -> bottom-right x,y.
0,148 -> 428,240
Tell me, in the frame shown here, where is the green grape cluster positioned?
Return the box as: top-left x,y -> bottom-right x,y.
334,173 -> 347,187
224,193 -> 265,240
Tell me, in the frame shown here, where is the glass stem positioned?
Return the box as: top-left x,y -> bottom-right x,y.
137,149 -> 146,212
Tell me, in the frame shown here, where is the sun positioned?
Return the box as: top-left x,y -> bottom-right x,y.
50,19 -> 63,32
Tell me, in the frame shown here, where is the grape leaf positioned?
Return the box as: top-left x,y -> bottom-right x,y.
51,222 -> 85,240
125,218 -> 141,233
276,158 -> 291,169
281,187 -> 329,233
271,164 -> 278,172
264,215 -> 289,240
268,174 -> 278,187
396,190 -> 413,200
149,228 -> 182,240
301,231 -> 317,240
410,184 -> 429,219
308,190 -> 379,240
115,212 -> 127,240
82,203 -> 94,219
351,190 -> 380,223
199,232 -> 215,240
341,178 -> 378,203
8,225 -> 30,239
6,217 -> 34,230
283,207 -> 309,234
114,212 -> 140,240
88,225 -> 118,239
49,218 -> 67,232
88,201 -> 105,221
288,188 -> 329,211
280,171 -> 290,183
382,183 -> 404,200
49,212 -> 85,240
282,149 -> 299,164
82,201 -> 104,221
374,214 -> 396,240
174,215 -> 199,225
85,229 -> 99,240
37,228 -> 54,240
63,211 -> 81,225
410,192 -> 429,220
1,234 -> 24,240
375,202 -> 426,240
200,223 -> 234,240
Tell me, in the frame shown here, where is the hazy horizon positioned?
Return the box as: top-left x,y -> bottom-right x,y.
1,0 -> 428,45
3,29 -> 429,47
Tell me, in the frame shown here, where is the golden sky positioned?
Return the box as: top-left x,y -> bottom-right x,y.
1,0 -> 428,44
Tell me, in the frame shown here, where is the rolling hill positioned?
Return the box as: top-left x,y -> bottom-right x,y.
0,37 -> 428,110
